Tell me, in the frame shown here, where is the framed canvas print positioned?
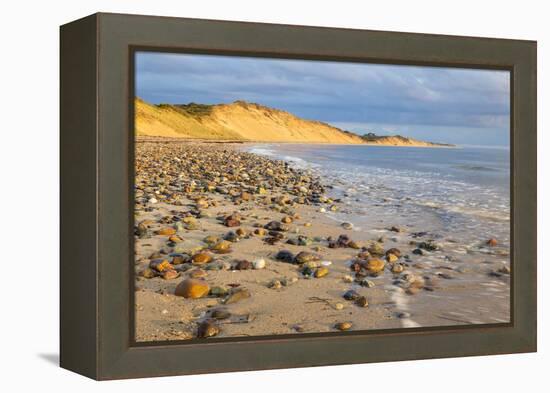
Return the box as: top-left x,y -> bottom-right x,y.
60,13 -> 537,380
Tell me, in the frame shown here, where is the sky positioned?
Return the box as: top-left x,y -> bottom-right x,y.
136,52 -> 510,146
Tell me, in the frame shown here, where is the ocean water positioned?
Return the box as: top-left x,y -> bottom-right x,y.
246,144 -> 511,249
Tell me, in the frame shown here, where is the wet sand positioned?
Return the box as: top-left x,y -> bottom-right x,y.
134,138 -> 510,342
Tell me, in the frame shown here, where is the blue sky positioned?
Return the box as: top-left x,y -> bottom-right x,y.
136,52 -> 510,146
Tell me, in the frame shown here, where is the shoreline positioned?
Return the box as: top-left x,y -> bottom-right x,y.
136,135 -> 456,148
134,139 -> 509,341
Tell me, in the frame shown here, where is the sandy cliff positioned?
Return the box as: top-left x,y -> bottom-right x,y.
136,98 -> 364,144
135,98 -> 452,147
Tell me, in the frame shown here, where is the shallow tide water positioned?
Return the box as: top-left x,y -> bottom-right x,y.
247,144 -> 510,252
246,143 -> 511,327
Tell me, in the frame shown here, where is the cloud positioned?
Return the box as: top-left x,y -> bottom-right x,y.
135,52 -> 510,145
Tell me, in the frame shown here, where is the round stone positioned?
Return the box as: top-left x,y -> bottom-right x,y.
314,267 -> 329,278
191,252 -> 213,265
335,322 -> 352,331
253,258 -> 266,269
387,253 -> 399,263
156,227 -> 176,236
174,278 -> 210,299
366,258 -> 385,273
355,296 -> 369,308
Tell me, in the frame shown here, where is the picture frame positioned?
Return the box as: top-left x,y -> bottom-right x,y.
60,12 -> 537,380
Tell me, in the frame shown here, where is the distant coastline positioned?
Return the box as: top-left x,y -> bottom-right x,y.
135,98 -> 454,148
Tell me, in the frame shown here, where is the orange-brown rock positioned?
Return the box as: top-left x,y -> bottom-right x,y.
162,269 -> 180,280
211,240 -> 232,253
191,252 -> 213,265
254,228 -> 267,236
486,238 -> 498,247
156,227 -> 176,236
174,278 -> 210,299
188,269 -> 208,279
149,259 -> 172,272
281,216 -> 293,224
366,258 -> 385,273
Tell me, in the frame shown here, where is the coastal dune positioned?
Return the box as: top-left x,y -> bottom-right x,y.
136,98 -> 451,147
136,98 -> 364,144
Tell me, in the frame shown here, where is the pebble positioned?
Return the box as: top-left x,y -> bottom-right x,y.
162,269 -> 180,280
367,242 -> 385,257
418,241 -> 439,251
387,253 -> 398,263
275,250 -> 295,263
391,264 -> 405,274
224,288 -> 251,304
386,248 -> 402,258
359,279 -> 375,288
171,254 -> 188,265
221,261 -> 232,271
342,275 -> 354,283
335,322 -> 352,331
314,267 -> 329,278
294,251 -> 320,264
341,222 -> 354,230
343,290 -> 361,301
210,286 -> 229,297
253,258 -> 266,269
225,218 -> 241,227
355,296 -> 369,308
140,268 -> 157,279
397,312 -> 411,319
287,235 -> 312,246
334,303 -> 344,310
366,258 -> 385,273
268,279 -> 283,289
224,231 -> 240,242
486,238 -> 498,247
197,320 -> 220,338
149,259 -> 172,272
174,278 -> 210,299
191,252 -> 213,265
264,221 -> 290,232
188,269 -> 208,278
168,235 -> 183,243
211,240 -> 232,253
234,260 -> 253,270
156,227 -> 177,236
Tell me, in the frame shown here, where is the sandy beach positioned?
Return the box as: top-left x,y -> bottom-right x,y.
134,137 -> 510,342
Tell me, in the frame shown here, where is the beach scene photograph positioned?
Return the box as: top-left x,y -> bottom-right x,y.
133,52 -> 511,342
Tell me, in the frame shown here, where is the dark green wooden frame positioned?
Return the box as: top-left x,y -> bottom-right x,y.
60,12 -> 537,380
